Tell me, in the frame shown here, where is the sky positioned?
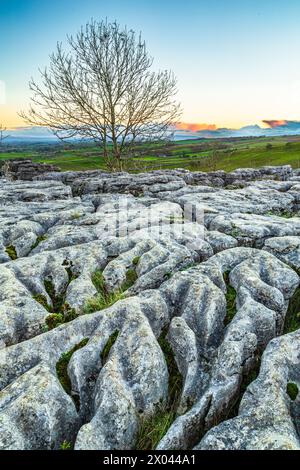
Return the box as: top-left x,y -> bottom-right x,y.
1,0 -> 300,129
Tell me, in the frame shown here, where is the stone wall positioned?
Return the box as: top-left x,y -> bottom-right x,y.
2,159 -> 60,181
33,164 -> 295,195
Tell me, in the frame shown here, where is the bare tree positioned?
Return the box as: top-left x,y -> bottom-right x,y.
0,124 -> 9,147
20,20 -> 181,171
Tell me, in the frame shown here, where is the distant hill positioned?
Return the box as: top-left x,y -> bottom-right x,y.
174,121 -> 300,139
5,126 -> 58,143
5,121 -> 300,143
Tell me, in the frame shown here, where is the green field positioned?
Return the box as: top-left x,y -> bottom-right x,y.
1,135 -> 300,173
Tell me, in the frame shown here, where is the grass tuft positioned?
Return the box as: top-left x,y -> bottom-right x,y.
84,291 -> 124,313
44,278 -> 64,313
91,270 -> 106,292
227,357 -> 260,419
132,256 -> 141,266
122,268 -> 138,291
46,313 -> 64,330
60,440 -> 72,450
56,338 -> 89,396
5,244 -> 17,260
135,408 -> 177,450
287,382 -> 299,401
34,276 -> 79,330
62,304 -> 78,322
284,287 -> 300,333
31,234 -> 48,250
223,271 -> 237,325
135,331 -> 183,450
33,294 -> 52,312
45,305 -> 78,330
266,210 -> 294,219
84,269 -> 129,313
101,331 -> 119,365
70,211 -> 82,220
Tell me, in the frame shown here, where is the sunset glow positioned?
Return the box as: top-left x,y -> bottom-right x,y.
176,122 -> 217,132
263,120 -> 289,128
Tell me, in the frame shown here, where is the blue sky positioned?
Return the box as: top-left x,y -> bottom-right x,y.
1,0 -> 300,128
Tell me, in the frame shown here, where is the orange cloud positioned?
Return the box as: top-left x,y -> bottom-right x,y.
176,122 -> 217,132
262,120 -> 288,128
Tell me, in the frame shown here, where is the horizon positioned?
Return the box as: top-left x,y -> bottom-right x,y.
3,121 -> 297,131
1,1 -> 300,130
4,120 -> 300,144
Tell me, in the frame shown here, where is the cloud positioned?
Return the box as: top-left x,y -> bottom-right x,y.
262,120 -> 288,128
175,122 -> 217,132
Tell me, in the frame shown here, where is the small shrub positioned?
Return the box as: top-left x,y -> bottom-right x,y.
279,211 -> 294,219
267,210 -> 294,219
45,304 -> 78,330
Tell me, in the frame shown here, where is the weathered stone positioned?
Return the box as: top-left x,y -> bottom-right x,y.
197,330 -> 300,450
0,363 -> 79,450
263,236 -> 300,271
2,159 -> 60,181
0,164 -> 300,451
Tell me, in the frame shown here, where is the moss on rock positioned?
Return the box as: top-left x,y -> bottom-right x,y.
287,382 -> 299,401
5,244 -> 17,260
56,338 -> 89,396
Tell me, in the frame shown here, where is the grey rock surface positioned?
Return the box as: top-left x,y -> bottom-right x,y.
197,330 -> 300,450
0,164 -> 300,450
0,363 -> 79,450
